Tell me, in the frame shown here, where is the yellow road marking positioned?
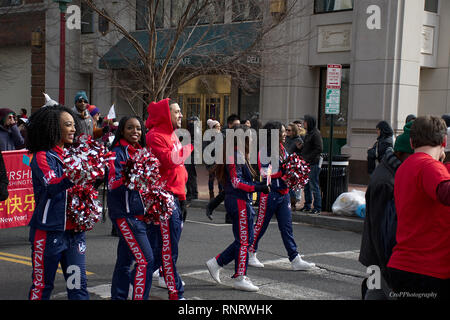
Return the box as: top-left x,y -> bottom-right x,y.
0,252 -> 94,275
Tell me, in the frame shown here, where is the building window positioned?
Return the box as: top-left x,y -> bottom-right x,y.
425,0 -> 438,13
98,9 -> 109,35
314,0 -> 353,14
81,2 -> 95,34
0,0 -> 22,6
232,0 -> 262,22
136,0 -> 164,30
171,0 -> 224,27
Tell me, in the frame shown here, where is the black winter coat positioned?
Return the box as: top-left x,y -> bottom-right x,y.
300,116 -> 323,165
359,148 -> 400,278
0,151 -> 8,201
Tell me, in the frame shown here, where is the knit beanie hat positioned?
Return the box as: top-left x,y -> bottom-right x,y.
394,121 -> 414,154
74,91 -> 89,104
89,105 -> 100,117
207,119 -> 220,129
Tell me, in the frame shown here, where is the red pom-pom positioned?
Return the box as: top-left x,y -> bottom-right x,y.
282,154 -> 311,191
122,147 -> 174,223
63,134 -> 115,186
66,184 -> 102,232
122,148 -> 161,193
63,134 -> 113,232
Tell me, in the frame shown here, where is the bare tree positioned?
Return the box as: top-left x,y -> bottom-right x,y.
81,0 -> 311,111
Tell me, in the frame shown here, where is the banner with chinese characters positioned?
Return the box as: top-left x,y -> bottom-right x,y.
0,150 -> 35,229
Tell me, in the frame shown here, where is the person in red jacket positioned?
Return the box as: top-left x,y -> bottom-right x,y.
145,98 -> 192,300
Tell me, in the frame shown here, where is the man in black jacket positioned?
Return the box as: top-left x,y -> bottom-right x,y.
359,121 -> 414,299
0,151 -> 9,201
299,115 -> 323,214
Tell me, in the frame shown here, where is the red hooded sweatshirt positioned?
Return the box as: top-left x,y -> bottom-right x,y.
145,98 -> 192,200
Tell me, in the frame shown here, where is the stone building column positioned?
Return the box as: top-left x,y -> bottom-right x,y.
342,0 -> 424,184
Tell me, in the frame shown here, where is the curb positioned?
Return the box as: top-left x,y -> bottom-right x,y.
188,199 -> 363,234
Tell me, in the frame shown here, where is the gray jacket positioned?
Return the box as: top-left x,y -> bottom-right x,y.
72,106 -> 94,137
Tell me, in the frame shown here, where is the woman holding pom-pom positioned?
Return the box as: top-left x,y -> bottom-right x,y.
247,121 -> 316,271
107,116 -> 155,300
26,104 -> 90,300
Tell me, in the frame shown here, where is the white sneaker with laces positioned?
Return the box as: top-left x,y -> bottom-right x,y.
291,254 -> 316,271
232,275 -> 259,292
206,258 -> 222,284
248,251 -> 264,268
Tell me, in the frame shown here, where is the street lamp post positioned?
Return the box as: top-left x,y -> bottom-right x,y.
53,0 -> 72,105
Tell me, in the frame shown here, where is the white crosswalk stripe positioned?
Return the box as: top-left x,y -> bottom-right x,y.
182,269 -> 351,300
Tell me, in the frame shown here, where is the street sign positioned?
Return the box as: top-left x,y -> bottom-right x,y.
325,88 -> 340,115
326,64 -> 342,89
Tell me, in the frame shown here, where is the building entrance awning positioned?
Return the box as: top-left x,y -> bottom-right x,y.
99,21 -> 262,70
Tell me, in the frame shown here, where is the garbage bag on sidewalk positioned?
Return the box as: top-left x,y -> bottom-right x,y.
331,189 -> 366,217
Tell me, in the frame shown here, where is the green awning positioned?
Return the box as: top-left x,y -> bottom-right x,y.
99,21 -> 262,69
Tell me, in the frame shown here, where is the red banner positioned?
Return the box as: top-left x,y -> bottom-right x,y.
0,150 -> 34,229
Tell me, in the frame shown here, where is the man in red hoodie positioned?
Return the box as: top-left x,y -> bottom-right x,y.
145,98 -> 192,300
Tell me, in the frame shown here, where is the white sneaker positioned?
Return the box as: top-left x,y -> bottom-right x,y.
206,257 -> 222,284
291,254 -> 316,271
248,251 -> 264,268
157,276 -> 185,288
232,275 -> 259,292
152,269 -> 160,278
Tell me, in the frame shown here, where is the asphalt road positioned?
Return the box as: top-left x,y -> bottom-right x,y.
0,205 -> 366,301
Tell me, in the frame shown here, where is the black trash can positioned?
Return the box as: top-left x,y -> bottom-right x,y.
319,154 -> 350,212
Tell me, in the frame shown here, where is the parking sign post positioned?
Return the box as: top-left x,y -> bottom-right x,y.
325,64 -> 342,211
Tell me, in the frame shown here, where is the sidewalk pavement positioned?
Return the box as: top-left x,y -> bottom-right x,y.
189,165 -> 367,233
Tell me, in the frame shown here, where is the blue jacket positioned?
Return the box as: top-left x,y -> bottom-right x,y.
29,146 -> 74,231
224,151 -> 256,201
107,139 -> 145,219
258,144 -> 289,195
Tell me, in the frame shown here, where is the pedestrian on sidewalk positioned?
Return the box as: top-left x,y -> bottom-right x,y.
205,114 -> 241,222
145,98 -> 191,300
185,116 -> 200,206
88,105 -> 109,140
0,149 -> 9,201
206,124 -> 270,292
0,108 -> 24,151
359,120 -> 414,300
72,91 -> 94,137
107,116 -> 155,300
248,121 -> 316,271
205,119 -> 223,201
387,115 -> 450,300
26,104 -> 90,300
298,115 -> 323,214
367,121 -> 394,175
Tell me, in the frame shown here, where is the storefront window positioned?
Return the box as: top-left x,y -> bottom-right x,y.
314,0 -> 353,14
425,0 -> 438,13
319,67 -> 349,155
136,0 -> 164,30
